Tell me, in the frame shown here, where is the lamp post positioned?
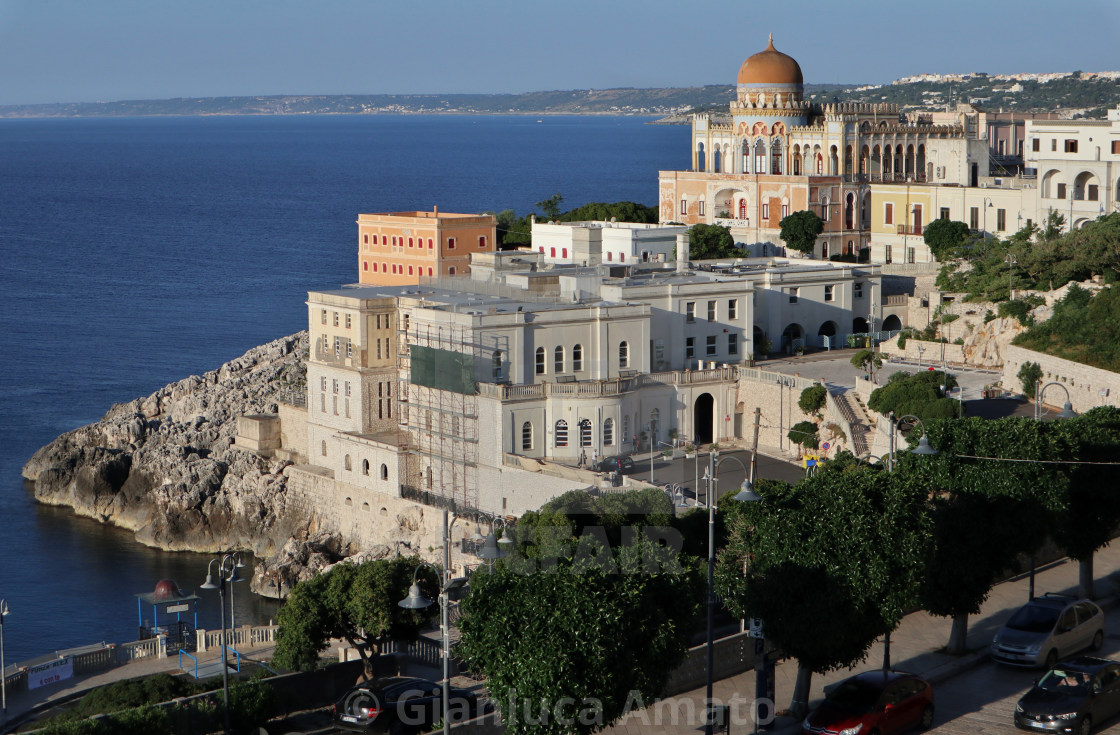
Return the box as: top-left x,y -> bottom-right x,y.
1006,254 -> 1018,301
702,449 -> 761,734
227,552 -> 246,631
1,598 -> 9,717
470,510 -> 512,572
1028,381 -> 1078,600
200,554 -> 244,735
983,197 -> 993,237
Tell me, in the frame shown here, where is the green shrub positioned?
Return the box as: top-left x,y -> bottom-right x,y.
998,299 -> 1035,326
1018,362 -> 1043,398
788,421 -> 820,450
983,310 -> 996,323
798,385 -> 827,416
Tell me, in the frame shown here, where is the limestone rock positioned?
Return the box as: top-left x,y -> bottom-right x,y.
23,332 -> 310,557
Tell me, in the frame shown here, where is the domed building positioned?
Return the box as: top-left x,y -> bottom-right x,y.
660,37 -> 987,263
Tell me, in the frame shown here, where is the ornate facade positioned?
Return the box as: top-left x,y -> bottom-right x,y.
659,36 -> 987,259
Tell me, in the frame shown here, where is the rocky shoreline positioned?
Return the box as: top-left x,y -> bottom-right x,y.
22,333 -> 313,576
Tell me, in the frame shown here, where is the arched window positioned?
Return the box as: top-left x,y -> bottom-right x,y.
771,138 -> 783,175
449,267 -> 456,275
603,418 -> 614,446
697,143 -> 705,172
623,415 -> 631,444
554,345 -> 564,373
425,467 -> 433,488
362,459 -> 370,476
754,139 -> 766,174
535,347 -> 545,374
380,464 -> 389,481
619,341 -> 629,369
572,344 -> 583,371
522,422 -> 533,450
712,147 -> 721,173
579,419 -> 592,447
816,152 -> 824,175
344,454 -> 352,471
555,420 -> 568,447
492,350 -> 503,380
739,199 -> 747,219
321,440 -> 327,457
741,138 -> 750,173
846,193 -> 855,230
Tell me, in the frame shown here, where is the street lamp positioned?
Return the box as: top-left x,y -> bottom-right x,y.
397,560 -> 454,735
1034,380 -> 1077,421
1,598 -> 9,717
470,510 -> 512,571
886,412 -> 938,473
200,554 -> 245,735
1006,254 -> 1018,301
227,553 -> 246,631
983,197 -> 993,236
703,449 -> 760,735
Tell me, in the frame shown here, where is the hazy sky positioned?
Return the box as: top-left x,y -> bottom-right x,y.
1,0 -> 1117,106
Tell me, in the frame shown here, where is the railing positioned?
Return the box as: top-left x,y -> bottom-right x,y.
883,293 -> 908,306
197,624 -> 278,652
477,368 -> 738,401
179,649 -> 199,679
226,646 -> 241,673
895,224 -> 924,235
737,368 -> 821,391
118,637 -> 163,661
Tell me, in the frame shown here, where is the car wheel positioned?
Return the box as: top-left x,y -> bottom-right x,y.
1044,649 -> 1058,669
919,704 -> 934,730
1077,715 -> 1092,735
1092,630 -> 1104,651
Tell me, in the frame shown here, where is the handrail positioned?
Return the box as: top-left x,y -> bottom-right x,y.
226,646 -> 241,673
179,649 -> 198,679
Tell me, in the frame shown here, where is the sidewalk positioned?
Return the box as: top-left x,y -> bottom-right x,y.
604,542 -> 1120,734
0,643 -> 275,734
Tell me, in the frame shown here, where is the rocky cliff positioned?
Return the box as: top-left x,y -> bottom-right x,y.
22,333 -> 309,556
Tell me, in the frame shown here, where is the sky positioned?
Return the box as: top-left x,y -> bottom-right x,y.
0,0 -> 1118,106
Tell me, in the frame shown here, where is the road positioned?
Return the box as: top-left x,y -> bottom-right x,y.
929,605 -> 1120,734
639,449 -> 807,506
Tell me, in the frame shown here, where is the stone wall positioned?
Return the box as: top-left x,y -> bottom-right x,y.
1001,345 -> 1120,412
278,402 -> 308,460
735,369 -> 821,460
878,337 -> 965,365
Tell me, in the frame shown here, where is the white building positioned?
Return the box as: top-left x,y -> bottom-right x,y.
530,219 -> 687,266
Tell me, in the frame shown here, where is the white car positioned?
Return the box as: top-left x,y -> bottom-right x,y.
991,593 -> 1105,668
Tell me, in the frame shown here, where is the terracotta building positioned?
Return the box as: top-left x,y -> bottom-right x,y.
356,207 -> 497,285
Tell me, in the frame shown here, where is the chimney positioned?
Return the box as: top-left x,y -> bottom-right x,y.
676,232 -> 689,273
433,205 -> 438,215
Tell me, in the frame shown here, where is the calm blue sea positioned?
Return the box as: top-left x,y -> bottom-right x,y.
0,114 -> 689,663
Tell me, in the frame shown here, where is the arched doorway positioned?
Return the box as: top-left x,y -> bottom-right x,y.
852,317 -> 869,333
882,314 -> 902,332
781,323 -> 805,354
753,326 -> 767,356
694,393 -> 715,445
818,321 -> 838,349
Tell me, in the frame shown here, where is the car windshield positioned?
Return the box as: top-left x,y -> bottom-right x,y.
1006,604 -> 1061,633
826,680 -> 882,712
1038,669 -> 1090,695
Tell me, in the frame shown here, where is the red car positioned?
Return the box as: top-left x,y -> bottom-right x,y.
802,670 -> 934,735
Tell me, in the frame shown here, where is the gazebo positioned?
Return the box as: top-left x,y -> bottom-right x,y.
135,579 -> 199,653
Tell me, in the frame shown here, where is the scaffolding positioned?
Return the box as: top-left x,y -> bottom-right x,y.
397,319 -> 482,510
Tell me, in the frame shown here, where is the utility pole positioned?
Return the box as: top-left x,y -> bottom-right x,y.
750,406 -> 761,483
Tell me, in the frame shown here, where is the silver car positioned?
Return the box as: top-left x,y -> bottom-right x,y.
991,593 -> 1105,668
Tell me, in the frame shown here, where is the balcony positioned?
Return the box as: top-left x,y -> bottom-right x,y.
475,366 -> 739,401
895,224 -> 924,236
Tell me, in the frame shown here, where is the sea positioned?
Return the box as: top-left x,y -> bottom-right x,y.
0,114 -> 689,664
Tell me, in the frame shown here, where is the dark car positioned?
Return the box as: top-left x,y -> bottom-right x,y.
802,670 -> 934,735
595,455 -> 635,474
332,676 -> 478,734
992,594 -> 1105,668
1014,657 -> 1120,734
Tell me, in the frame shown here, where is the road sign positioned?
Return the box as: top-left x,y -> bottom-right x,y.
821,442 -> 830,451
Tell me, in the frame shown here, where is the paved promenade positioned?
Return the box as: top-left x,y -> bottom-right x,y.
604,542 -> 1120,734
0,643 -> 276,733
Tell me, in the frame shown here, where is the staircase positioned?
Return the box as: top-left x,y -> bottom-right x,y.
832,391 -> 872,457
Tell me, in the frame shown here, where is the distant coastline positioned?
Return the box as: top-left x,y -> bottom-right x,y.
2,75 -> 1117,120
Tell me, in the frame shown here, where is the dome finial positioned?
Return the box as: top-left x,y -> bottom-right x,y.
768,33 -> 774,47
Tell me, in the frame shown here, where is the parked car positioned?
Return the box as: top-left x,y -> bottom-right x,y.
991,594 -> 1105,668
332,676 -> 478,734
801,670 -> 934,735
595,455 -> 635,474
1014,657 -> 1120,734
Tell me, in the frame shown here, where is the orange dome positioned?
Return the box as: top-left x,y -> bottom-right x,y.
737,35 -> 803,86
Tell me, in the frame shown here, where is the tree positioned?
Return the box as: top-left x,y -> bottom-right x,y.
850,349 -> 884,380
798,384 -> 827,416
779,210 -> 823,255
867,370 -> 958,424
688,223 -> 739,259
457,534 -> 701,734
1018,361 -> 1043,398
1042,210 -> 1066,241
788,420 -> 820,451
922,219 -> 971,261
536,193 -> 564,220
717,469 -> 929,718
273,556 -> 437,672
